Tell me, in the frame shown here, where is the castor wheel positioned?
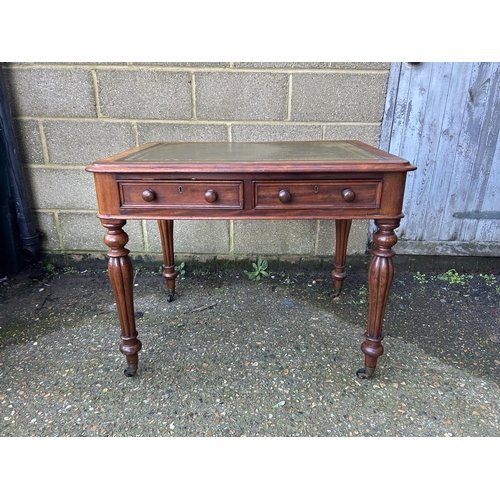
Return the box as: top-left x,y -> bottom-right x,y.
356,367 -> 375,379
124,364 -> 138,377
167,293 -> 175,303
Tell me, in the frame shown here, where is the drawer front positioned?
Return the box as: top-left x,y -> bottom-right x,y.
118,180 -> 243,209
253,180 -> 382,210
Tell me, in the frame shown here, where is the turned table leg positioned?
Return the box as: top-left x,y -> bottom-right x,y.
158,219 -> 178,303
357,218 -> 400,379
331,219 -> 352,297
102,220 -> 141,377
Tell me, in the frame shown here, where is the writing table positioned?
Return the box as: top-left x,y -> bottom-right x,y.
86,141 -> 416,378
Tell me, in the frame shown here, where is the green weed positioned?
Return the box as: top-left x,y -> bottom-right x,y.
175,262 -> 186,277
45,263 -> 56,275
437,269 -> 469,286
244,258 -> 270,281
480,274 -> 497,287
347,284 -> 368,305
279,271 -> 295,285
414,271 -> 428,284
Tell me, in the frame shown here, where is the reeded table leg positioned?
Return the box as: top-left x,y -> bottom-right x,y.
357,218 -> 400,379
331,219 -> 352,297
102,220 -> 142,377
158,220 -> 178,302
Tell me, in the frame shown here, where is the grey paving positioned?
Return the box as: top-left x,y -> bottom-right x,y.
1,257 -> 499,437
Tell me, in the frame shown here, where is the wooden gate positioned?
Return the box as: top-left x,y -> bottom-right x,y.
379,62 -> 500,256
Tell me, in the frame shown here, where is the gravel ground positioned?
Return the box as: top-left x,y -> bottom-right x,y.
1,256 -> 500,439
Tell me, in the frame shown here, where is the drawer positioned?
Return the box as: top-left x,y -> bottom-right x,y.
118,180 -> 243,209
253,180 -> 382,210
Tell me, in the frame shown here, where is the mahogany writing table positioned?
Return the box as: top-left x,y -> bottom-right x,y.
86,141 -> 416,378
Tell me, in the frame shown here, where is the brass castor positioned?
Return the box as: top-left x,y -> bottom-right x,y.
356,366 -> 375,379
124,363 -> 138,377
329,287 -> 342,298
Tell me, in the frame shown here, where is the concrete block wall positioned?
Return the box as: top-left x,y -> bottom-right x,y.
2,62 -> 390,262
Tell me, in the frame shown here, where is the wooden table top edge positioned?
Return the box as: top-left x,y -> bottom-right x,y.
86,140 -> 416,173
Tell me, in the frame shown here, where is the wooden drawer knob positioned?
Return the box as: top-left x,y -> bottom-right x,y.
204,189 -> 218,203
342,188 -> 356,202
142,189 -> 156,202
278,189 -> 291,203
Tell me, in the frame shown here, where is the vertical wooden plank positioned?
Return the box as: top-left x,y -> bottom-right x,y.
443,63 -> 495,241
386,63 -> 414,157
419,63 -> 474,240
456,63 -> 497,239
476,140 -> 500,241
390,63 -> 433,240
379,63 -> 402,151
401,63 -> 455,241
382,63 -> 420,240
475,63 -> 500,242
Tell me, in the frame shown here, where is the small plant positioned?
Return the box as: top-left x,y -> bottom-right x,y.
244,258 -> 270,281
63,266 -> 77,274
279,271 -> 294,285
347,284 -> 368,305
414,271 -> 428,284
437,269 -> 468,286
480,273 -> 497,287
175,262 -> 186,277
358,284 -> 368,303
192,268 -> 211,277
45,263 -> 56,275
